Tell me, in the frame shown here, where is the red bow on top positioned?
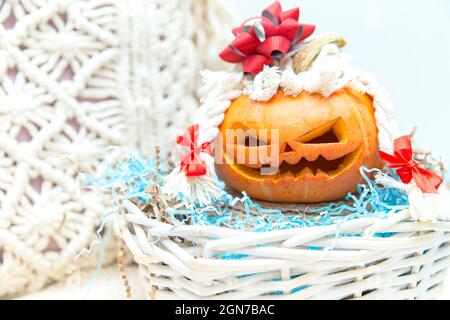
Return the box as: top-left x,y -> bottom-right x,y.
380,136 -> 443,194
220,1 -> 315,74
177,125 -> 211,177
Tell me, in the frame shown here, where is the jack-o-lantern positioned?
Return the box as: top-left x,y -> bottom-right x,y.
215,88 -> 382,203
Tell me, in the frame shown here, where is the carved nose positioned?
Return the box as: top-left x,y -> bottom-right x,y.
279,118 -> 357,164
295,118 -> 345,144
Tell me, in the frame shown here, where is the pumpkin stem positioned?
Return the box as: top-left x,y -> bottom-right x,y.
292,33 -> 347,73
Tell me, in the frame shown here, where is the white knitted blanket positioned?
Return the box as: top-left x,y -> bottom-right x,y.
0,0 -> 234,298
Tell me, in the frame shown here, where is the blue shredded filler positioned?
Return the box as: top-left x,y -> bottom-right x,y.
166,167 -> 408,232
84,155 -> 410,233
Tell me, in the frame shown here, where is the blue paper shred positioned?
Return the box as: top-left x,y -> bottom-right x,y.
85,156 -> 409,234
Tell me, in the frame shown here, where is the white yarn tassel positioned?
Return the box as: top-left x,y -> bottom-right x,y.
163,153 -> 222,206
408,186 -> 450,222
163,71 -> 243,206
375,172 -> 450,222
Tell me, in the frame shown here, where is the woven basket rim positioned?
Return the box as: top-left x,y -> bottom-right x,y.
121,199 -> 450,235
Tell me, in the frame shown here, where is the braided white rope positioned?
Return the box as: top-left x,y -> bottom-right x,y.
194,71 -> 244,144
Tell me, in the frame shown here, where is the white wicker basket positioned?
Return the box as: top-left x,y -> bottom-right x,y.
116,199 -> 450,300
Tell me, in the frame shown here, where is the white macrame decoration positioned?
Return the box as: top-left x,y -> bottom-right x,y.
0,0 -> 234,298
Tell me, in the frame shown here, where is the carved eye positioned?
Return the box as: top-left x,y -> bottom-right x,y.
243,136 -> 267,147
230,123 -> 268,147
296,118 -> 346,144
304,131 -> 339,144
224,123 -> 274,169
268,118 -> 360,178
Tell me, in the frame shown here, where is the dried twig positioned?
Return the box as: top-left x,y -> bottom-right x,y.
117,238 -> 132,299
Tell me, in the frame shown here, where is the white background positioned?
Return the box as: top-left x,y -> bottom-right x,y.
224,0 -> 450,170
223,0 -> 450,299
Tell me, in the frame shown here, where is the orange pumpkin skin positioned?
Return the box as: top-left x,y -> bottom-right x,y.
215,88 -> 382,203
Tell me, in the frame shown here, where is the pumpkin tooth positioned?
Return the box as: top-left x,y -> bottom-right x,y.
260,167 -> 280,178
315,169 -> 329,178
304,154 -> 320,162
321,144 -> 357,161
281,152 -> 301,165
298,167 -> 314,177
280,171 -> 295,179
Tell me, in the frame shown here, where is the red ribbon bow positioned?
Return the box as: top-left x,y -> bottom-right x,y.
220,1 -> 315,74
177,124 -> 211,177
380,136 -> 443,194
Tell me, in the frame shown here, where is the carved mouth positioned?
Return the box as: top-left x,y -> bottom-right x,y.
277,147 -> 362,177
232,147 -> 363,180
223,118 -> 363,179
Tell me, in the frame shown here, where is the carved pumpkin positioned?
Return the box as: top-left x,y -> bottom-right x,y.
215,88 -> 382,203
